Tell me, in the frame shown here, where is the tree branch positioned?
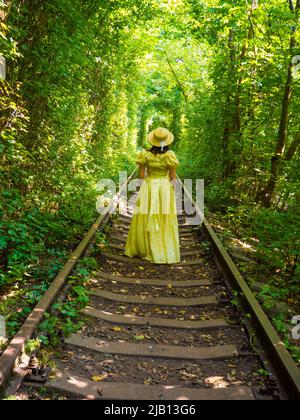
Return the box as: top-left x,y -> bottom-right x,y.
285,130 -> 300,160
164,51 -> 188,103
288,0 -> 295,12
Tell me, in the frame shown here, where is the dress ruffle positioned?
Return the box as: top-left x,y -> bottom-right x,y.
135,149 -> 179,169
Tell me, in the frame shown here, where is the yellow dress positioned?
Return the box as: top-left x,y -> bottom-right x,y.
125,149 -> 180,264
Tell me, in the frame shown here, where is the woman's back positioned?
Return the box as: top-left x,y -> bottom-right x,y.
125,128 -> 180,264
136,149 -> 179,178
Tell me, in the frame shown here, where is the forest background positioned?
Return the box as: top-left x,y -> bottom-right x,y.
0,0 -> 299,361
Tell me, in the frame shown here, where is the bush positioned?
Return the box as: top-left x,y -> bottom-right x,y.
253,208 -> 300,283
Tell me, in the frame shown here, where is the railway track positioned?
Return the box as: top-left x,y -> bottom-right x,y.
0,173 -> 299,400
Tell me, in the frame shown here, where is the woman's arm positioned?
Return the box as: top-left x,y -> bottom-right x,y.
139,164 -> 146,180
169,167 -> 177,182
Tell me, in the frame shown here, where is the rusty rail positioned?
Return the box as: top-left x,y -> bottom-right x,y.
0,169 -> 136,390
178,178 -> 300,400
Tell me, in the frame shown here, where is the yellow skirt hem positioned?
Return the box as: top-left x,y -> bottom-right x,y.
124,251 -> 180,265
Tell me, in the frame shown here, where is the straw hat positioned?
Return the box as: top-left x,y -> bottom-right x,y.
147,127 -> 174,148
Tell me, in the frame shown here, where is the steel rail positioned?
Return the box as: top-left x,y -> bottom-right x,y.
0,169 -> 137,390
178,177 -> 300,400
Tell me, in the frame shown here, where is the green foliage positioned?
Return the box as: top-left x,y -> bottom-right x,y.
38,259 -> 92,346
253,209 -> 300,282
258,285 -> 289,311
258,368 -> 271,378
272,314 -> 300,363
25,338 -> 41,355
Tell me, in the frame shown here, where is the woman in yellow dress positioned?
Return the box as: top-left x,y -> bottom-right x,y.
125,127 -> 180,264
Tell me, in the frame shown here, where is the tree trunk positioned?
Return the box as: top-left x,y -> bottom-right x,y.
259,1 -> 299,207
285,129 -> 300,161
222,29 -> 235,177
223,1 -> 258,178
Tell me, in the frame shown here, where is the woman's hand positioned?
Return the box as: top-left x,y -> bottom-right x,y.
169,168 -> 178,189
138,178 -> 146,188
170,178 -> 178,189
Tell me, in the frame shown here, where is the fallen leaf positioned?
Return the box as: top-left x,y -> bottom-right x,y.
91,373 -> 108,382
178,370 -> 198,381
111,326 -> 122,332
134,334 -> 145,341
